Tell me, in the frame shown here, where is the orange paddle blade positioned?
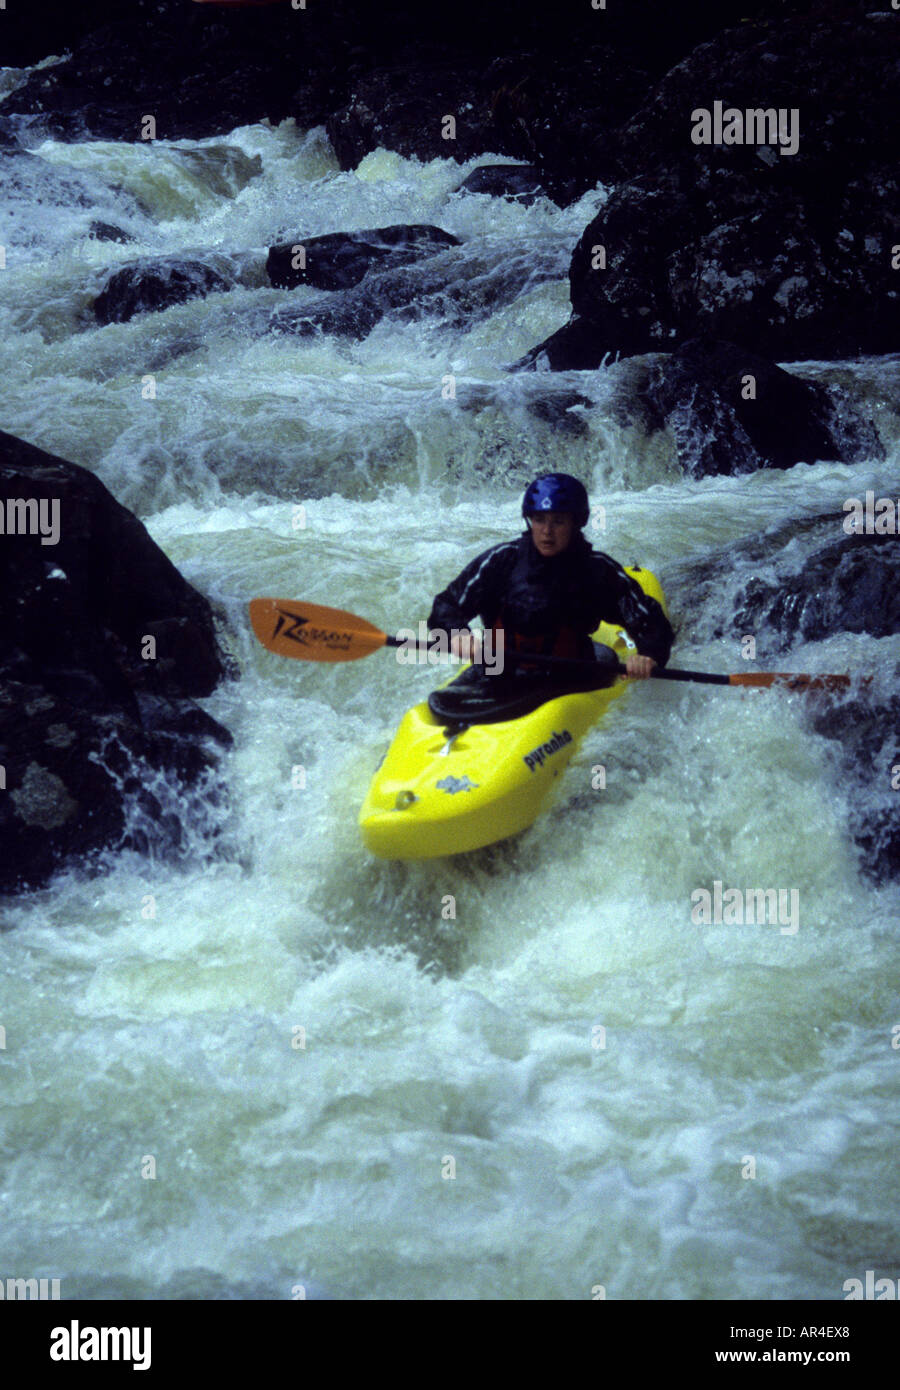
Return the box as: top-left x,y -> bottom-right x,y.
727,671 -> 857,692
249,599 -> 389,662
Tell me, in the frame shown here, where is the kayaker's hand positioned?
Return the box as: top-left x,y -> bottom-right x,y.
450,631 -> 481,662
625,654 -> 657,679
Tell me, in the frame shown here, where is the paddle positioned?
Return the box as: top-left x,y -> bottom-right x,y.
248,598 -> 858,692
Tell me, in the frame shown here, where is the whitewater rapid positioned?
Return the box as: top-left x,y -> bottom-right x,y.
1,111 -> 898,1299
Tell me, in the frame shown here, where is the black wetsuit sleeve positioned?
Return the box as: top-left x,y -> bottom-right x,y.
597,558 -> 674,667
427,542 -> 517,634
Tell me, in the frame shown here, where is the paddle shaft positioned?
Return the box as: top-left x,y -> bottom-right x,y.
385,636 -> 728,682
385,637 -> 852,690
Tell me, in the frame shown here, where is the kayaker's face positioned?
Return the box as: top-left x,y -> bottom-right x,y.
529,511 -> 575,557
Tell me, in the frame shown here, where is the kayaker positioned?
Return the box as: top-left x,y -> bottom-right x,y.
427,473 -> 673,681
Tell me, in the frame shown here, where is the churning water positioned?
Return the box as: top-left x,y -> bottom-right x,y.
1,106 -> 898,1299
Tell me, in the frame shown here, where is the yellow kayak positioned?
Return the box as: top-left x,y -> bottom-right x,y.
359,566 -> 667,859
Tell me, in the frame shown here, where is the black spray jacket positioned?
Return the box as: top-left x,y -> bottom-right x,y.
427,532 -> 673,665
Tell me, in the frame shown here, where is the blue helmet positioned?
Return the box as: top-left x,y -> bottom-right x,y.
522,473 -> 590,529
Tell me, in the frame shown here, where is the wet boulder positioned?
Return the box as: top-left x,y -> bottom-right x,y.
805,690 -> 900,885
267,297 -> 383,341
320,6 -> 785,190
0,432 -> 229,700
456,164 -> 549,205
734,528 -> 900,887
559,12 -> 900,363
511,332 -> 883,478
509,315 -> 625,372
733,532 -> 900,650
0,430 -> 233,894
88,220 -> 136,245
0,119 -> 25,151
0,0 -> 348,141
324,56 -> 493,170
170,143 -> 263,199
565,166 -> 900,363
522,388 -> 592,437
93,256 -> 235,325
0,682 -> 230,894
673,520 -> 900,885
642,338 -> 883,477
269,236 -> 562,341
451,381 -> 592,441
323,49 -> 647,192
267,224 -> 460,292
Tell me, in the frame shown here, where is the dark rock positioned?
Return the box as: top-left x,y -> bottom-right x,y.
0,431 -> 230,697
643,338 -> 883,477
267,225 -> 460,292
170,144 -> 262,198
1,0 -> 351,142
0,681 -> 230,892
268,297 -> 383,342
320,5 -> 817,191
806,683 -> 900,885
456,164 -> 549,205
802,676 -> 900,885
89,221 -> 135,245
0,430 -> 233,894
1,685 -> 140,890
733,532 -> 900,649
510,315 -> 623,371
850,803 -> 900,885
672,518 -> 900,883
616,7 -> 900,185
325,57 -> 491,170
468,51 -> 654,203
0,121 -> 23,151
551,13 -> 900,363
0,0 -> 121,68
93,257 -> 234,325
453,382 -> 592,437
523,390 -> 592,436
269,237 -> 564,342
512,331 -> 883,476
568,163 -> 696,357
323,47 -> 649,191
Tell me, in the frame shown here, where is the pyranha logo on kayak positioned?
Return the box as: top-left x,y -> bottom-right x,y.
523,730 -> 573,773
272,609 -> 351,650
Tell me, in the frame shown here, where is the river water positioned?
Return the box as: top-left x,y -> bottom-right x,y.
1,99 -> 898,1300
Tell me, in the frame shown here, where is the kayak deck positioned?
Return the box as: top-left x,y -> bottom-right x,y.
358,566 -> 666,860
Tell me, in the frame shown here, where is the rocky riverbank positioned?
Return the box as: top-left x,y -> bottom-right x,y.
0,431 -> 233,893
